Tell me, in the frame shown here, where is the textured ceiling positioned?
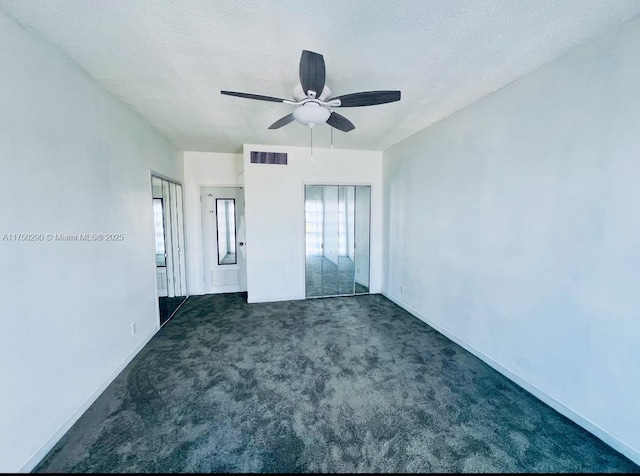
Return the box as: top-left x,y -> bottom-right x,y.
2,0 -> 640,153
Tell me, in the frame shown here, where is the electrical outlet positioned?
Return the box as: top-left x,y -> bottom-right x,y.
400,286 -> 404,295
131,322 -> 137,335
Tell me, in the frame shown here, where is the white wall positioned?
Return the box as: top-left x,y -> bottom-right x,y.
183,151 -> 243,295
383,16 -> 640,464
0,12 -> 182,473
243,144 -> 382,303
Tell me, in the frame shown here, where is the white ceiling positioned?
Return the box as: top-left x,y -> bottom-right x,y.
2,0 -> 640,153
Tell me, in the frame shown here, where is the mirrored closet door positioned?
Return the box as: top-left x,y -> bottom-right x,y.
305,185 -> 371,298
152,175 -> 187,326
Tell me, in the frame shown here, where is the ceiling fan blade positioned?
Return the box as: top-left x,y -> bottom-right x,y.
326,112 -> 355,132
221,90 -> 289,103
299,50 -> 326,99
331,90 -> 401,107
268,113 -> 295,130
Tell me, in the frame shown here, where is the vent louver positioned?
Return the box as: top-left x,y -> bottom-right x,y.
250,151 -> 288,165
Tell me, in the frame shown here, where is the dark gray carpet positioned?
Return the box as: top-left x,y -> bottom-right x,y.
34,294 -> 639,473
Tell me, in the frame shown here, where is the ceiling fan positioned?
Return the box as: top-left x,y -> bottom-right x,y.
221,50 -> 401,132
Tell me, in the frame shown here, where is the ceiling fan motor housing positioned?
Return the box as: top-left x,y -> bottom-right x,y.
293,84 -> 331,102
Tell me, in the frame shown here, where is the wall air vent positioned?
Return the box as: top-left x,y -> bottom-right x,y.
250,151 -> 288,165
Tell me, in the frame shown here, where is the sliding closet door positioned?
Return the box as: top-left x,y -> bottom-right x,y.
305,184 -> 370,298
152,175 -> 187,326
304,186 -> 324,297
354,186 -> 371,294
162,179 -> 175,298
175,184 -> 187,297
337,186 -> 356,295
152,177 -> 168,298
321,186 -> 340,296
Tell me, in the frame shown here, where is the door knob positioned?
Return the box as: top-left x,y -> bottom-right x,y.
239,242 -> 244,246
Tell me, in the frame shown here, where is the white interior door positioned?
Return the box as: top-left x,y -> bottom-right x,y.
201,186 -> 246,293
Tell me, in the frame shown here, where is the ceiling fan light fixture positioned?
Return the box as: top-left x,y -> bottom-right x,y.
293,103 -> 330,128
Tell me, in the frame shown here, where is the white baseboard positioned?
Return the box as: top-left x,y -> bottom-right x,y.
247,294 -> 304,304
19,326 -> 158,473
382,291 -> 640,466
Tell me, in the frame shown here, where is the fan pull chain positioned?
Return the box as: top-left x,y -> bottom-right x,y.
310,126 -> 314,161
331,126 -> 333,151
